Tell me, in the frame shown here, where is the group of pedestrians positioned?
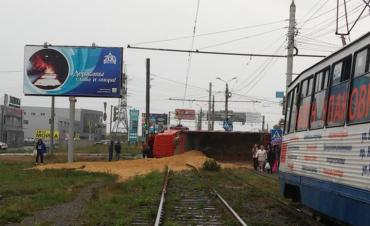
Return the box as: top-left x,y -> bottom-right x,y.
252,144 -> 280,173
108,140 -> 121,161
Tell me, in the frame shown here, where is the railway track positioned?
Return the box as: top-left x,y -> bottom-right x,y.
154,166 -> 248,226
218,169 -> 323,226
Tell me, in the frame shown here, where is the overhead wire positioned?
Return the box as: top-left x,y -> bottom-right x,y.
197,27 -> 286,50
183,0 -> 201,102
130,19 -> 288,46
234,40 -> 287,92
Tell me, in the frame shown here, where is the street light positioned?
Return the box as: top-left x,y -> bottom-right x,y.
216,76 -> 237,121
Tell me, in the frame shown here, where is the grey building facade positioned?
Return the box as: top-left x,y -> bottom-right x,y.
23,106 -> 106,143
0,105 -> 24,147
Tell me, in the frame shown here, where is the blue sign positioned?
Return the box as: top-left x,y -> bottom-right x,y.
223,119 -> 233,132
270,129 -> 283,145
24,45 -> 123,97
129,109 -> 139,143
275,91 -> 284,98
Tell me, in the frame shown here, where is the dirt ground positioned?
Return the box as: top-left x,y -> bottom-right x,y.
34,150 -> 245,182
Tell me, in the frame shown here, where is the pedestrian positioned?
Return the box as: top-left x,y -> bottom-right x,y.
114,141 -> 121,160
108,140 -> 114,161
256,145 -> 267,172
252,144 -> 258,170
35,139 -> 46,164
148,133 -> 155,158
142,141 -> 148,158
267,145 -> 276,174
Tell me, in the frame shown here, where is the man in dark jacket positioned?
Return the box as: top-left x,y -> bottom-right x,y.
114,141 -> 121,160
35,139 -> 46,164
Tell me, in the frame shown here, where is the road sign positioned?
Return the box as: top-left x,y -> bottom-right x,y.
223,119 -> 233,132
270,129 -> 282,145
276,91 -> 284,98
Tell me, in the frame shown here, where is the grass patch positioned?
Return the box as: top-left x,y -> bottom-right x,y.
201,168 -> 316,226
0,162 -> 116,225
83,171 -> 164,226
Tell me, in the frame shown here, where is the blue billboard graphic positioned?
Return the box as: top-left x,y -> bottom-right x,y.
24,45 -> 123,97
129,109 -> 139,143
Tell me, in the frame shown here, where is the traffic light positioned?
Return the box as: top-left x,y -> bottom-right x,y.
113,107 -> 118,121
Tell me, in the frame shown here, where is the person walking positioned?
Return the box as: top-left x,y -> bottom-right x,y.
252,144 -> 258,170
141,141 -> 148,158
256,145 -> 267,172
114,141 -> 121,160
267,145 -> 276,174
35,139 -> 46,164
148,133 -> 155,158
108,140 -> 114,161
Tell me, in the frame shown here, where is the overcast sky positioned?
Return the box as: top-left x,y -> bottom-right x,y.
0,0 -> 369,130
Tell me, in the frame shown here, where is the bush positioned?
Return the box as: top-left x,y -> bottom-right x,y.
202,159 -> 221,171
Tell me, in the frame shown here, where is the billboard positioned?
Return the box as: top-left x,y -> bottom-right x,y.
24,45 -> 123,97
175,109 -> 196,120
34,130 -> 59,140
246,112 -> 262,123
142,113 -> 168,133
211,111 -> 246,123
129,109 -> 139,143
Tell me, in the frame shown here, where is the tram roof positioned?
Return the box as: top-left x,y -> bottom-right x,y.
289,31 -> 370,88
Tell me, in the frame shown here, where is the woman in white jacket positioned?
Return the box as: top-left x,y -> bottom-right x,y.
256,145 -> 267,172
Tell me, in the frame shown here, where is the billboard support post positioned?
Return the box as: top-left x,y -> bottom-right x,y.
68,96 -> 76,163
50,96 -> 55,154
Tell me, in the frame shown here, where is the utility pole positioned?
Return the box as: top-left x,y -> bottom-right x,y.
208,82 -> 212,131
225,83 -> 229,120
262,115 -> 265,132
50,96 -> 55,154
212,95 -> 215,131
168,111 -> 171,128
198,108 -> 203,131
286,0 -> 296,97
146,58 -> 150,143
68,96 -> 76,163
109,105 -> 112,135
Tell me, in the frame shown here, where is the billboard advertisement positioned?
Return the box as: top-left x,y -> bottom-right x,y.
142,113 -> 168,133
129,109 -> 139,143
24,45 -> 123,97
175,109 -> 196,120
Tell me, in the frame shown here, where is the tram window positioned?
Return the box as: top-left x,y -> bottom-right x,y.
332,62 -> 342,85
297,76 -> 313,131
307,77 -> 313,96
301,80 -> 308,97
289,86 -> 299,133
284,91 -> 293,133
354,48 -> 368,77
342,56 -> 352,81
323,69 -> 330,89
315,72 -> 323,92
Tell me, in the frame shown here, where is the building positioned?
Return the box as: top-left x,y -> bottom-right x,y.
23,106 -> 106,143
0,94 -> 24,147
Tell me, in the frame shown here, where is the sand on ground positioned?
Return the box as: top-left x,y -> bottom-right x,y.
35,150 -> 245,182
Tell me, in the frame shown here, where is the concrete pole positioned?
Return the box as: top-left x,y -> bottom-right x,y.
68,96 -> 76,163
208,82 -> 212,131
225,83 -> 229,120
50,96 -> 55,153
145,58 -> 150,143
212,95 -> 215,131
286,0 -> 296,96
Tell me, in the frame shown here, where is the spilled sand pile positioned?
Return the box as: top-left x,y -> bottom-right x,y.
35,150 -> 243,182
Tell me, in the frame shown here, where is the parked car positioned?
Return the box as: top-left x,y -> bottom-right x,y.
94,139 -> 110,145
0,142 -> 8,150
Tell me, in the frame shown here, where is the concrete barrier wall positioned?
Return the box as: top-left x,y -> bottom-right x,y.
183,131 -> 270,161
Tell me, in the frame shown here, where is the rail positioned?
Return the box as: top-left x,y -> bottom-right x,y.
154,166 -> 170,226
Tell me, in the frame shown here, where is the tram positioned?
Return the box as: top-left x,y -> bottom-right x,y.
280,31 -> 370,226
